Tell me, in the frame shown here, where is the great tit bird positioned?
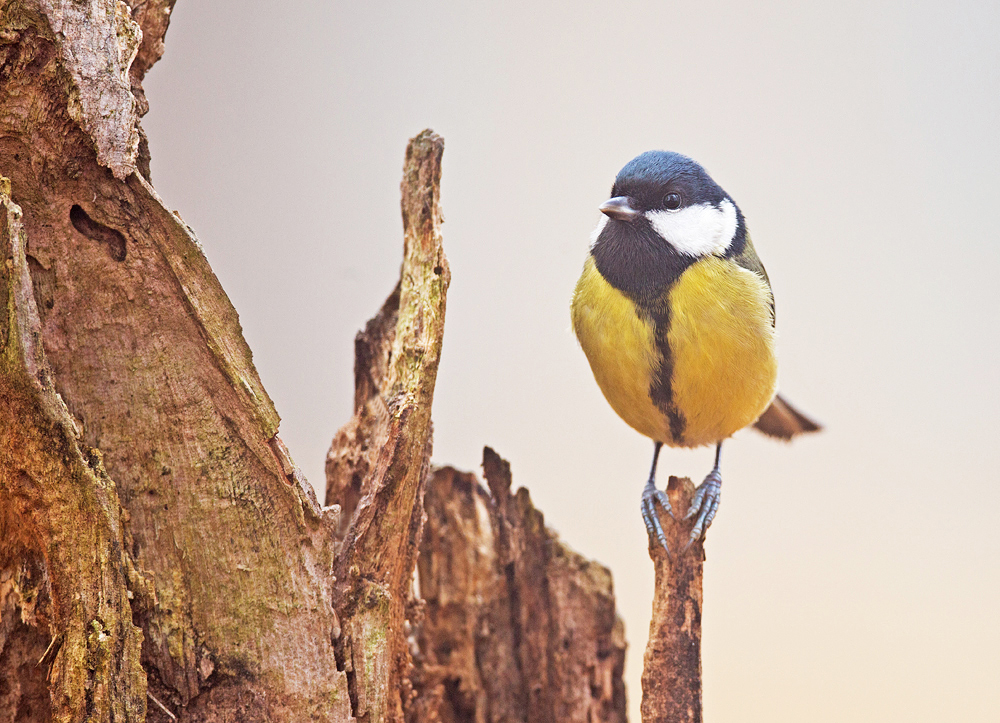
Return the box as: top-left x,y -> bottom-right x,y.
571,151 -> 819,554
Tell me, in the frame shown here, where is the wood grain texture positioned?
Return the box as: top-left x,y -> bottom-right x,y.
0,5 -> 706,720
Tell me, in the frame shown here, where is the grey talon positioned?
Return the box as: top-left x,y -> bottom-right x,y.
639,441 -> 672,554
641,486 -> 672,555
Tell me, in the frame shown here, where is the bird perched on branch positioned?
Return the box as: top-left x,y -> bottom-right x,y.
571,151 -> 819,554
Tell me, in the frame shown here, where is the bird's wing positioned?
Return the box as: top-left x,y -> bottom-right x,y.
753,393 -> 822,440
730,233 -> 775,326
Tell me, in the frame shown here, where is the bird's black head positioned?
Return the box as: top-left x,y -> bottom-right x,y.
590,151 -> 747,304
611,151 -> 728,213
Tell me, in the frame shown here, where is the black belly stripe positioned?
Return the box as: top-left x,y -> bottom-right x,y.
592,217 -> 731,446
642,303 -> 686,444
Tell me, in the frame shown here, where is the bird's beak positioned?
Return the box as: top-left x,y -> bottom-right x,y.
599,196 -> 640,221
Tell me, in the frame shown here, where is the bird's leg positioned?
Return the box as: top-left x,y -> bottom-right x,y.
641,441 -> 674,554
684,441 -> 723,549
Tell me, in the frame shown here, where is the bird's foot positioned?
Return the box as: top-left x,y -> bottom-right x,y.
684,469 -> 722,550
641,480 -> 674,555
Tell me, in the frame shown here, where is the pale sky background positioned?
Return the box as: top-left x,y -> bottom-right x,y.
142,2 -> 1000,720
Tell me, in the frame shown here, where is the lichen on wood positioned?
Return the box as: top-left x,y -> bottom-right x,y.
36,0 -> 144,179
0,3 -> 671,719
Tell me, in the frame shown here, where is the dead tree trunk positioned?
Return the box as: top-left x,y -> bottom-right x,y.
0,4 -> 632,722
1,2 -> 351,719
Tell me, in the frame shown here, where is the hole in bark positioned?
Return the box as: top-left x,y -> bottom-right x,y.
70,205 -> 126,262
433,265 -> 443,275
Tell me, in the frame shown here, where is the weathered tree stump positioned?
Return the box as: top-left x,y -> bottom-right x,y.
405,449 -> 628,723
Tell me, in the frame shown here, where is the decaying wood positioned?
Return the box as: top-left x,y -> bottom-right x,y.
325,130 -> 450,723
1,4 -> 349,720
1,180 -> 149,723
641,477 -> 705,723
405,449 -> 628,723
128,0 -> 179,119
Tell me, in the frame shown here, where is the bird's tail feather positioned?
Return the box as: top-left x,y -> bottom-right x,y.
753,393 -> 822,441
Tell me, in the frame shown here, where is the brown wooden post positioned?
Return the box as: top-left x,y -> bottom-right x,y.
641,476 -> 705,723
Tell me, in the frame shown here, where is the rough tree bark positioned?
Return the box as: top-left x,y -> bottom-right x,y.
1,2 -> 349,719
323,151 -> 628,722
0,4 -> 636,722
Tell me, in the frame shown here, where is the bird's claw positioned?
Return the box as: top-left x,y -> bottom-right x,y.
641,483 -> 674,555
683,469 -> 722,551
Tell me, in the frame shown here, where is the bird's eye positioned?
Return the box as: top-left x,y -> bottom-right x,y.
663,193 -> 682,210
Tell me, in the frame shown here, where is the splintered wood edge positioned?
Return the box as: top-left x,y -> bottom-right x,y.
336,128 -> 450,583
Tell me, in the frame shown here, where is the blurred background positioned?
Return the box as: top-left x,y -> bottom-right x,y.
142,2 -> 1000,720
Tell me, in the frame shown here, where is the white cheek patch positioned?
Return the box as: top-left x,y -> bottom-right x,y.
645,198 -> 739,257
589,215 -> 608,248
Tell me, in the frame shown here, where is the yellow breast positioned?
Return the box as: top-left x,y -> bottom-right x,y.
571,255 -> 777,447
666,256 -> 777,447
571,257 -> 669,441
